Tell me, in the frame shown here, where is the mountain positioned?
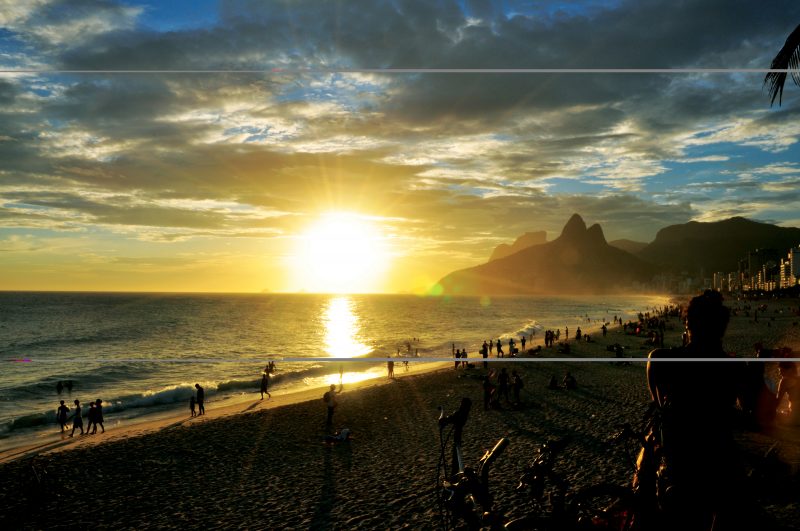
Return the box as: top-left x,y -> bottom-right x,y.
609,239 -> 648,255
435,214 -> 656,296
489,231 -> 547,261
638,217 -> 800,275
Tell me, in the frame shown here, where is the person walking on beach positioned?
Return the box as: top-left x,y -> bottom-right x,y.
387,359 -> 394,379
323,384 -> 338,428
57,400 -> 70,433
646,289 -> 756,530
521,336 -> 526,352
195,384 -> 205,415
260,371 -> 271,399
85,402 -> 96,434
496,339 -> 504,358
93,399 -> 105,433
190,395 -> 196,417
69,399 -> 83,436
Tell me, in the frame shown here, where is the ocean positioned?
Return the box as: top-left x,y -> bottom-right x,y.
0,291 -> 669,450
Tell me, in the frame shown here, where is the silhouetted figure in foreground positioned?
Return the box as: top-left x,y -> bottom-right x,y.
195,384 -> 205,415
647,290 -> 757,531
547,375 -> 560,390
190,396 -> 196,417
69,399 -> 83,436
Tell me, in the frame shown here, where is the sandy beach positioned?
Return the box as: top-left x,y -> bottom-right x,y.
1,296 -> 799,529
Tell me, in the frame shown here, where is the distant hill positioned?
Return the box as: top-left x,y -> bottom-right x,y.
436,214 -> 656,296
637,217 -> 800,275
609,239 -> 648,255
489,231 -> 547,261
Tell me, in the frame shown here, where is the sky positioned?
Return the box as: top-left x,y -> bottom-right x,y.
1,0 -> 800,294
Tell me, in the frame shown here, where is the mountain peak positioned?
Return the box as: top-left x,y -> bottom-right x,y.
587,223 -> 607,244
560,213 -> 587,240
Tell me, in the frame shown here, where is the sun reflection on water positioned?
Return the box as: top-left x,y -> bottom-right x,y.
323,296 -> 372,358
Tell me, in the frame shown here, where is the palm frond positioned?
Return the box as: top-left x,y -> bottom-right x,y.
765,23 -> 800,106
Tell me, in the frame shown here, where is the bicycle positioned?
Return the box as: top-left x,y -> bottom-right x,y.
436,398 -> 509,530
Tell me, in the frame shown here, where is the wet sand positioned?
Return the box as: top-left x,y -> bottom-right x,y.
1,296 -> 799,529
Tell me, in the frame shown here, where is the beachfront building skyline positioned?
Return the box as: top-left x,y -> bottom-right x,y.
714,244 -> 800,293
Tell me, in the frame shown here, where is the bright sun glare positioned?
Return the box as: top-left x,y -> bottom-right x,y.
291,212 -> 390,293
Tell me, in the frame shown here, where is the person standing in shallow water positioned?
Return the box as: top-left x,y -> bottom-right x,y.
647,289 -> 756,530
195,384 -> 205,415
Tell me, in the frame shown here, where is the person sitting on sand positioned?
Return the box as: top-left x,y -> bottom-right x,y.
57,400 -> 70,433
646,289 -> 755,530
776,361 -> 800,425
69,399 -> 83,436
547,375 -> 560,390
562,371 -> 577,390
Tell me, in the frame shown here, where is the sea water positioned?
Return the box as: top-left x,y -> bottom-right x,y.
0,291 -> 668,449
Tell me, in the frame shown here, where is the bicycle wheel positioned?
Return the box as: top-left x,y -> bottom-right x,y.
567,484 -> 635,531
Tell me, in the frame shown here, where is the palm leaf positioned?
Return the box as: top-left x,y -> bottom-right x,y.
765,23 -> 800,106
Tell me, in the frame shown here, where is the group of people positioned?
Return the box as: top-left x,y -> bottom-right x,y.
481,368 -> 524,409
56,398 -> 105,437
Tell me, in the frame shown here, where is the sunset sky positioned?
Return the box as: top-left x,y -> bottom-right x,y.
2,0 -> 800,294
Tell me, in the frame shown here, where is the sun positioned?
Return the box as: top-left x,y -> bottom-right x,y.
289,212 -> 391,293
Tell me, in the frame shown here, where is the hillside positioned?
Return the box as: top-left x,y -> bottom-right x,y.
436,214 -> 656,296
489,231 -> 547,261
638,217 -> 800,274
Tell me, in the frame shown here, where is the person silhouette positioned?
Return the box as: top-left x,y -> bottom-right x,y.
260,372 -> 270,399
646,290 -> 755,530
93,399 -> 105,433
195,384 -> 205,415
85,402 -> 96,434
323,384 -> 338,428
69,399 -> 83,436
56,400 -> 69,433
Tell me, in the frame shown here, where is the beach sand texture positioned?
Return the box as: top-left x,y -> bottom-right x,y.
1,298 -> 799,529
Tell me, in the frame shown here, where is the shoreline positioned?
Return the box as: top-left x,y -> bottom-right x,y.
1,295 -> 798,528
